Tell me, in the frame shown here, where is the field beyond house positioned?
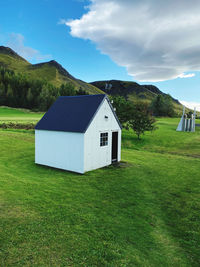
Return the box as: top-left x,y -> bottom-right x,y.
0,107 -> 200,266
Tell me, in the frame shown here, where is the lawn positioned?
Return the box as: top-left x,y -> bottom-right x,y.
0,109 -> 200,266
0,106 -> 43,123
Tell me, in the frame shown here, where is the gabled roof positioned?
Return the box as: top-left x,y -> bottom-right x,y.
35,94 -> 122,133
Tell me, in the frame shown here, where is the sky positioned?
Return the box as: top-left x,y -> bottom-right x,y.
0,0 -> 200,110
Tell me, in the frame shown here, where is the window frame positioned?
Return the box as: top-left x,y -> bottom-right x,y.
100,132 -> 108,147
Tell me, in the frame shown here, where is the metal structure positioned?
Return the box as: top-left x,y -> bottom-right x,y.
176,106 -> 196,132
105,83 -> 112,90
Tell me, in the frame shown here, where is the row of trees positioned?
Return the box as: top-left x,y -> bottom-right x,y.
0,67 -> 87,111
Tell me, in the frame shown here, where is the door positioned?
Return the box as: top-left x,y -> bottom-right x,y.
112,132 -> 118,162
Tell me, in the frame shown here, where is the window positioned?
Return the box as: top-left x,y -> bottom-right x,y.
100,132 -> 108,146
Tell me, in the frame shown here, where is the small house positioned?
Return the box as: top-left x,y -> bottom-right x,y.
35,94 -> 122,174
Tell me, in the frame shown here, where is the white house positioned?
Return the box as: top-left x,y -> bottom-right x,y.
35,94 -> 122,174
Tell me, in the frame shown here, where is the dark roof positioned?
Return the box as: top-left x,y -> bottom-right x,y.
35,94 -> 121,133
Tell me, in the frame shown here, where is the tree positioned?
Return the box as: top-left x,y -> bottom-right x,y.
76,87 -> 87,95
6,84 -> 14,106
27,88 -> 33,107
129,102 -> 156,139
0,82 -> 6,105
39,84 -> 57,111
109,95 -> 134,126
150,94 -> 175,117
59,83 -> 75,96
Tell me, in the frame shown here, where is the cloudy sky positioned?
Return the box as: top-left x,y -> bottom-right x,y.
0,0 -> 200,110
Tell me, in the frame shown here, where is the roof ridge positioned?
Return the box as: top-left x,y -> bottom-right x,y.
59,94 -> 106,98
35,94 -> 108,133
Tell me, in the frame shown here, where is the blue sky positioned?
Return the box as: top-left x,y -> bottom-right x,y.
0,0 -> 200,110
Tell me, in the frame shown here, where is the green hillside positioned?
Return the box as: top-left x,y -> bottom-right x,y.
0,46 -> 102,95
0,46 -> 30,71
91,80 -> 184,114
0,46 -> 185,114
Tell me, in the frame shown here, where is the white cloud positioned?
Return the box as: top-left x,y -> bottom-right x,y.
66,0 -> 200,82
178,73 -> 196,78
6,33 -> 51,61
180,100 -> 200,112
58,19 -> 68,25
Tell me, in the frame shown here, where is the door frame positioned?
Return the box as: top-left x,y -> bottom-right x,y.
111,131 -> 118,163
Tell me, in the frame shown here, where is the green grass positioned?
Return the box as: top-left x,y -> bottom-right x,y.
0,53 -> 30,72
0,111 -> 200,266
123,117 -> 200,157
0,106 -> 43,123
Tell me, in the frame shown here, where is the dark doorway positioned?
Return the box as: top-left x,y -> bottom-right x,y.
112,132 -> 118,162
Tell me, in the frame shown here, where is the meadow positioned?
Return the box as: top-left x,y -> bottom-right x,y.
0,107 -> 200,266
0,106 -> 43,123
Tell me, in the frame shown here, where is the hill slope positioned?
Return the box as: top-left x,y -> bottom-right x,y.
0,46 -> 183,113
91,80 -> 180,103
0,46 -> 102,94
91,80 -> 182,113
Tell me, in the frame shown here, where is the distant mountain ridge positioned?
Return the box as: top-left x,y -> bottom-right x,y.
91,80 -> 180,105
0,46 -> 102,94
0,46 -> 28,63
30,60 -> 75,80
0,46 -> 182,113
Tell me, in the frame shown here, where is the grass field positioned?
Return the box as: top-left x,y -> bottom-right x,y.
0,106 -> 43,123
0,107 -> 200,266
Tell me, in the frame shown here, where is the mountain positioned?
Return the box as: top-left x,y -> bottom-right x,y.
91,80 -> 179,102
0,46 -> 102,94
0,46 -> 28,63
0,46 -> 183,113
91,80 -> 182,113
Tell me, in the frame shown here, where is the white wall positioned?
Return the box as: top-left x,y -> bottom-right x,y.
35,130 -> 84,174
84,98 -> 121,172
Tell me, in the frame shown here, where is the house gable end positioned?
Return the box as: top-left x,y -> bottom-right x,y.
85,97 -> 121,134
